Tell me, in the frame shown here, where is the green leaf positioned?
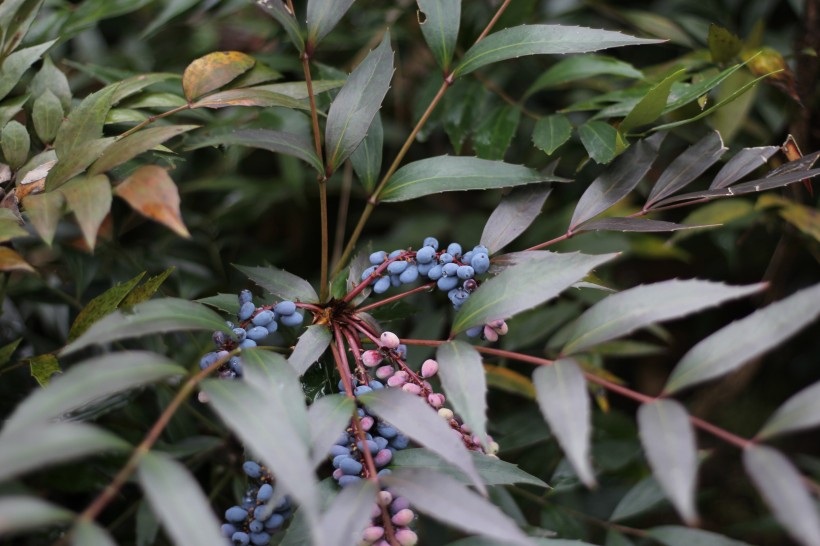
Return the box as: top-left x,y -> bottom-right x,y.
21,190 -> 64,246
110,72 -> 179,104
234,264 -> 318,303
62,298 -> 231,355
610,476 -> 666,521
442,79 -> 483,153
181,51 -> 255,101
190,88 -> 309,110
58,174 -> 112,250
391,448 -> 548,488
253,79 -> 344,99
137,452 -> 224,546
0,496 -> 72,537
757,380 -> 820,440
349,112 -> 383,193
31,56 -> 71,110
357,388 -> 485,492
480,183 -> 552,253
0,120 -> 29,169
473,105 -> 521,160
188,129 -> 323,175
136,499 -> 160,546
648,526 -> 753,546
0,93 -> 28,128
452,251 -> 617,334
637,400 -> 698,525
562,279 -> 764,354
89,125 -> 198,175
4,351 -> 184,434
0,39 -> 56,102
381,156 -> 562,203
0,210 -> 29,242
28,353 -> 60,387
121,266 -> 175,307
196,293 -> 239,315
0,0 -> 45,58
70,521 -> 117,546
533,358 -> 595,487
707,24 -> 742,63
620,68 -> 686,134
710,146 -> 778,189
325,32 -> 393,172
665,283 -> 820,394
256,0 -> 305,51
382,468 -> 531,545
306,0 -> 355,45
307,394 -> 355,466
317,479 -> 378,546
532,114 -> 572,155
69,272 -> 145,341
53,83 -> 116,156
0,422 -> 128,482
743,445 -> 820,546
568,133 -> 664,230
526,54 -> 643,95
576,218 -> 707,233
46,137 -> 116,190
578,120 -> 619,164
661,63 -> 744,116
454,25 -> 660,77
436,341 -> 488,447
417,0 -> 461,72
288,324 -> 331,376
0,337 -> 21,369
32,89 -> 63,144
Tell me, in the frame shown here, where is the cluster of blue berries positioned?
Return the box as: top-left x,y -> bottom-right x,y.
220,461 -> 293,546
199,289 -> 304,380
360,238 -> 491,310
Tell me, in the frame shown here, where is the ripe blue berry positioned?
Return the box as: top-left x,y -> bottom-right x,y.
438,252 -> 454,264
243,461 -> 261,478
387,260 -> 408,274
461,250 -> 474,264
388,249 -> 403,259
238,301 -> 255,321
338,475 -> 362,487
279,311 -> 303,327
225,506 -> 248,523
373,276 -> 391,293
252,310 -> 274,326
273,301 -> 296,316
415,246 -> 435,264
221,523 -> 237,537
232,531 -> 250,545
369,251 -> 387,265
471,252 -> 490,274
427,264 -> 443,280
340,457 -> 363,476
239,290 -> 253,304
250,532 -> 271,545
361,265 -> 377,281
246,326 -> 269,341
399,265 -> 419,284
200,352 -> 219,370
423,237 -> 439,250
257,483 -> 273,502
442,263 -> 458,277
437,276 -> 459,291
233,327 -> 247,341
239,339 -> 257,349
447,242 -> 462,257
457,265 -> 474,279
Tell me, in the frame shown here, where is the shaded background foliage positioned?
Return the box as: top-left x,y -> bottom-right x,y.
0,0 -> 819,545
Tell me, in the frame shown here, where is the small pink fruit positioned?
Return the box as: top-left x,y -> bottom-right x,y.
427,393 -> 445,408
387,374 -> 406,388
395,529 -> 418,546
391,508 -> 415,526
421,359 -> 439,378
402,383 -> 422,395
362,526 -> 385,542
360,416 -> 375,431
376,365 -> 394,380
380,331 -> 400,349
483,324 -> 499,342
377,490 -> 393,506
362,350 -> 383,368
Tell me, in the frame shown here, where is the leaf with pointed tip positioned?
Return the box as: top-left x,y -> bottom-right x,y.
187,128 -> 323,174
33,89 -> 63,144
54,83 -> 116,155
233,264 -> 318,302
417,0 -> 460,71
256,0 -> 304,51
620,69 -> 686,134
318,479 -> 377,546
3,351 -> 184,434
307,394 -> 355,466
481,184 -> 552,253
707,24 -> 742,63
473,105 -> 521,160
563,279 -> 764,354
69,272 -> 145,341
47,137 -> 116,190
137,452 -> 224,546
527,54 -> 643,95
349,112 -> 383,193
579,120 -> 619,164
289,325 -> 332,376
191,88 -> 308,110
569,133 -> 664,231
0,247 -> 34,273
0,93 -> 29,128
182,51 -> 255,101
757,380 -> 820,439
0,210 -> 29,243
55,174 -> 112,249
115,165 -> 190,237
648,526 -> 753,546
90,125 -> 198,175
70,521 -> 117,546
382,468 -> 532,545
743,445 -> 820,546
0,338 -> 21,370
0,496 -> 72,536
452,251 -> 617,334
382,156 -> 565,203
454,25 -> 660,77
121,266 -> 175,307
110,73 -> 179,104
637,400 -> 698,525
710,146 -> 778,189
665,283 -> 820,393
0,0 -> 45,58
610,476 -> 667,521
532,115 -> 572,155
0,39 -> 56,102
436,341 -> 489,447
576,218 -> 709,233
62,298 -> 231,355
645,131 -> 727,208
357,388 -> 484,492
196,293 -> 238,315
0,422 -> 128,482
325,32 -> 393,172
306,0 -> 355,45
29,353 -> 60,387
533,358 -> 595,487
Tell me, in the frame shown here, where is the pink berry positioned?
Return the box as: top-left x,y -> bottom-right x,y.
374,448 -> 393,467
427,393 -> 445,408
380,331 -> 400,349
333,468 -> 343,480
370,503 -> 382,518
362,350 -> 383,367
376,365 -> 394,380
421,359 -> 439,378
387,374 -> 406,388
360,416 -> 375,431
391,508 -> 415,527
395,529 -> 418,546
377,491 -> 393,506
362,526 -> 385,542
483,324 -> 499,342
402,383 -> 422,395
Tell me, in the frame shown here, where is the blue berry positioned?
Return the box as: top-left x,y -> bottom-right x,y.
466,325 -> 483,337
423,237 -> 439,250
238,301 -> 255,321
265,513 -> 285,530
369,251 -> 387,265
374,436 -> 389,450
338,475 -> 362,487
417,262 -> 434,275
279,311 -> 303,327
221,523 -> 237,537
229,356 -> 243,375
213,331 -> 227,346
437,276 -> 459,291
471,252 -> 490,274
390,274 -> 402,287
333,454 -> 350,468
369,380 -> 384,389
249,520 -> 264,533
461,250 -> 474,264
265,321 -> 278,334
415,246 -> 435,264
361,265 -> 377,281
257,483 -> 273,502
391,435 -> 410,449
273,301 -> 296,316
354,385 -> 373,396
329,445 -> 350,457
357,439 -> 379,454
239,339 -> 257,349
457,265 -> 475,279
252,310 -> 274,326
246,326 -> 269,341
340,457 -> 363,476
254,504 -> 273,521
439,252 -> 454,264
373,276 -> 391,294
232,531 -> 250,545
243,461 -> 261,478
399,265 -> 419,283
447,242 -> 462,257
387,260 -> 408,274
473,244 -> 489,255
225,506 -> 248,523
442,263 -> 458,277
378,468 -> 392,477
388,249 -> 403,259
233,327 -> 247,341
200,352 -> 219,370
427,264 -> 443,280
377,424 -> 397,438
239,290 -> 253,304
250,532 -> 271,545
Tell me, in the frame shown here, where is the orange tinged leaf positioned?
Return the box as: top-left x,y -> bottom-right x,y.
116,166 -> 190,238
483,365 -> 535,398
782,135 -> 813,196
182,51 -> 255,101
0,247 -> 35,273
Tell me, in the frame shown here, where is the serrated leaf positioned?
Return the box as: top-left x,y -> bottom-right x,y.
474,105 -> 521,160
532,115 -> 572,155
58,174 -> 112,249
90,125 -> 198,175
382,468 -> 531,545
381,156 -> 563,203
563,279 -> 764,354
69,272 -> 145,341
306,0 -> 355,45
0,338 -> 21,369
436,341 -> 489,447
0,422 -> 128,482
62,298 -> 231,355
190,88 -> 308,110
417,0 -> 460,71
442,79 -> 483,153
665,283 -> 820,393
645,131 -> 727,208
70,521 -> 117,546
28,353 -> 60,387
187,128 -> 323,174
533,358 -> 595,487
610,476 -> 667,521
47,137 -> 115,191
115,165 -> 190,237
289,324 -> 332,376
527,55 -> 643,95
256,0 -> 304,51
182,51 -> 255,101
576,218 -> 707,233
234,264 -> 318,303
579,120 -> 619,164
743,445 -> 820,546
307,394 -> 355,466
0,496 -> 72,536
391,448 -> 548,488
454,25 -> 660,77
758,380 -> 820,440
452,251 -> 616,334
32,89 -> 63,144
196,293 -> 239,315
137,452 -> 224,546
648,526 -> 753,546
349,112 -> 383,193
637,400 -> 698,524
121,266 -> 175,307
480,184 -> 552,253
710,146 -> 778,189
3,351 -> 184,434
707,24 -> 742,63
22,190 -> 65,246
569,133 -> 664,231
620,69 -> 686,134
325,32 -> 393,172
0,39 -> 56,102
357,388 -> 484,493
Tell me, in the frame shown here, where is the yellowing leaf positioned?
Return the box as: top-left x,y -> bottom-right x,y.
0,247 -> 35,273
115,165 -> 190,237
182,51 -> 255,101
29,354 -> 61,387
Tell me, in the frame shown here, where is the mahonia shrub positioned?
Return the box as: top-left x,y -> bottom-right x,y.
0,1 -> 819,546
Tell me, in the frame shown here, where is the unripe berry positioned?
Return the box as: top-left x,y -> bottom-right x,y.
362,350 -> 383,367
362,526 -> 385,542
483,324 -> 499,342
402,383 -> 422,395
438,408 -> 454,420
387,374 -> 406,388
376,365 -> 395,380
427,393 -> 445,408
395,529 -> 419,546
391,508 -> 415,526
360,415 -> 375,431
380,331 -> 400,349
421,359 -> 439,378
378,491 -> 393,506
374,448 -> 393,467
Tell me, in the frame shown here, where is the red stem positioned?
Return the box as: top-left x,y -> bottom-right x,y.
356,282 -> 436,313
342,251 -> 414,304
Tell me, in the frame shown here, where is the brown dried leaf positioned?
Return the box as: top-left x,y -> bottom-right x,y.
115,166 -> 190,238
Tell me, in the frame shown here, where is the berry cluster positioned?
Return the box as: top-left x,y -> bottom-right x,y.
221,461 -> 293,546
